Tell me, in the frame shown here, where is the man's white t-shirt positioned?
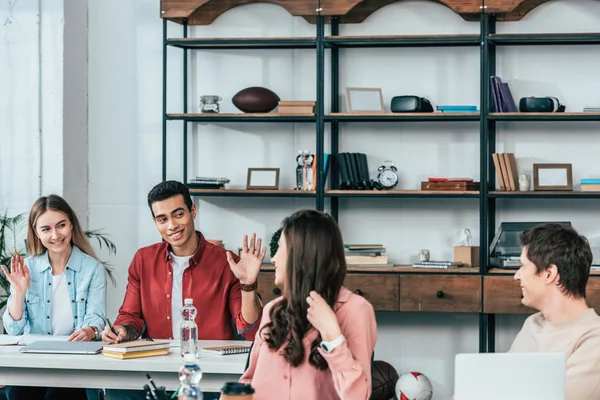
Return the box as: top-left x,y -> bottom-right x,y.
170,252 -> 192,339
51,272 -> 74,335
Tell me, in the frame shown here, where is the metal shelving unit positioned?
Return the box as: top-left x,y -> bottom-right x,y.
161,4 -> 599,356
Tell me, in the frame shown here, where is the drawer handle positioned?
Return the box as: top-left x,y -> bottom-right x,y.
273,288 -> 281,296
354,289 -> 363,296
436,291 -> 445,298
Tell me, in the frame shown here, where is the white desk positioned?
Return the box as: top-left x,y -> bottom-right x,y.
0,337 -> 249,392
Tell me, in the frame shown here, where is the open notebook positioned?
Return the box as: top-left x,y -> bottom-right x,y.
201,344 -> 251,356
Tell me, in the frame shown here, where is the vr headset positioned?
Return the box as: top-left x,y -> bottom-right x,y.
519,96 -> 565,112
390,95 -> 434,113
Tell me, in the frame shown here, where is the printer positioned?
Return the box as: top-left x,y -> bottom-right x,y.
489,222 -> 572,269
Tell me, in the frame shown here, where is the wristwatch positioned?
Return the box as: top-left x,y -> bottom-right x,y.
91,326 -> 100,341
320,334 -> 345,353
240,281 -> 258,292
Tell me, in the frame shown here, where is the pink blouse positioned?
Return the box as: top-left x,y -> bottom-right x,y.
240,286 -> 377,400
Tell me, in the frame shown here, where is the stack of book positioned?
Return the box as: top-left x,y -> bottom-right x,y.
490,76 -> 518,112
344,244 -> 389,266
491,153 -> 519,191
102,340 -> 170,359
581,178 -> 600,191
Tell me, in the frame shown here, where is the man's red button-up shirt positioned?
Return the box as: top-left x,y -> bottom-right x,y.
114,232 -> 260,340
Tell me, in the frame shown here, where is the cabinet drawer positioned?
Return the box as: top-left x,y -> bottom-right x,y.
257,272 -> 281,305
585,277 -> 600,312
399,275 -> 482,313
483,276 -> 535,314
343,273 -> 399,311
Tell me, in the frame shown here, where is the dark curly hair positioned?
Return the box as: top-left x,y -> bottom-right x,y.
259,209 -> 347,370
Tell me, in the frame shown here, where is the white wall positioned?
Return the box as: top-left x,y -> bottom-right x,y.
1,0 -> 61,216
1,0 -> 597,398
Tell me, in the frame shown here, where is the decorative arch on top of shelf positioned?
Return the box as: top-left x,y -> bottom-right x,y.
159,0 -> 483,25
488,0 -> 549,21
316,0 -> 482,23
160,0 -> 321,25
489,0 -> 600,21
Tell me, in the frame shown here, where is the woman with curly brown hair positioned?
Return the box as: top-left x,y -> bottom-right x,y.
239,209 -> 377,400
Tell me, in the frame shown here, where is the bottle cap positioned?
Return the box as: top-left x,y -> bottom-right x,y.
184,298 -> 193,305
183,353 -> 197,363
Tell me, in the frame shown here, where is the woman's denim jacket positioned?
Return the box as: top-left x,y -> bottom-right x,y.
2,245 -> 106,336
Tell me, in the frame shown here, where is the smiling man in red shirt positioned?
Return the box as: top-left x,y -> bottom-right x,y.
102,180 -> 265,344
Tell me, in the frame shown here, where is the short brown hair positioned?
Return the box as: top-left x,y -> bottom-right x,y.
518,223 -> 592,298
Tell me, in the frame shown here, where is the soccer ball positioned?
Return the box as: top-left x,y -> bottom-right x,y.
395,372 -> 433,400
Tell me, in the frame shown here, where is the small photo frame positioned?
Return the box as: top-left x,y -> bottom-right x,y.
533,163 -> 573,191
345,87 -> 384,113
247,168 -> 280,190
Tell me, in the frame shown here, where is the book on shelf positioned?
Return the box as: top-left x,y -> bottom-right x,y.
490,76 -> 518,113
102,348 -> 169,360
344,244 -> 384,250
345,256 -> 388,265
201,344 -> 251,356
492,153 -> 518,191
102,340 -> 170,354
412,261 -> 462,269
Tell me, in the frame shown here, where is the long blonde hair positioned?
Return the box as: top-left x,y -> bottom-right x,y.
27,195 -> 99,260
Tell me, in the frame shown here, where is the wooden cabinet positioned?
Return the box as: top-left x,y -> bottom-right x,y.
258,270 -> 599,314
584,278 -> 600,313
399,275 -> 481,313
483,275 -> 535,314
256,271 -> 281,305
484,275 -> 600,314
343,274 -> 400,311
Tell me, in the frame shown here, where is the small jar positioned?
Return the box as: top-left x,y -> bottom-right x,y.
199,95 -> 222,113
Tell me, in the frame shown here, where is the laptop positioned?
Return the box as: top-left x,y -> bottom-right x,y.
19,341 -> 104,355
454,352 -> 566,400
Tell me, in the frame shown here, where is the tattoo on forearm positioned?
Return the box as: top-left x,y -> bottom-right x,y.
122,324 -> 139,341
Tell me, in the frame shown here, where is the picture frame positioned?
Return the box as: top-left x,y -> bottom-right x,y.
246,168 -> 280,190
345,87 -> 384,113
533,163 -> 573,191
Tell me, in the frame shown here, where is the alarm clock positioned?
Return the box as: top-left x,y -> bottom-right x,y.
377,160 -> 398,189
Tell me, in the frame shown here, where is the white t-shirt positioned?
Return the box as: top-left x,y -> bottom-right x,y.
51,272 -> 74,335
170,252 -> 192,339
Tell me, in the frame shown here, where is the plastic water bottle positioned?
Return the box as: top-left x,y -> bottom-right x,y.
180,298 -> 198,358
178,353 -> 203,400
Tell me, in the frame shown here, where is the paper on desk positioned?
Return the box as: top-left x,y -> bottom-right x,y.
0,335 -> 22,346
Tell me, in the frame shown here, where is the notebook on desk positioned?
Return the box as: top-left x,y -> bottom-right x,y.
201,344 -> 251,356
19,341 -> 104,355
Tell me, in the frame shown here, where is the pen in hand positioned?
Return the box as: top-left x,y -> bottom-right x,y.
106,317 -> 118,337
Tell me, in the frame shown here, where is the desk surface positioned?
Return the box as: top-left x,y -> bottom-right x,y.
0,336 -> 250,391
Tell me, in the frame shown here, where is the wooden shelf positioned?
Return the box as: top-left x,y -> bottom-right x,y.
326,190 -> 479,198
160,0 -> 319,25
324,34 -> 480,48
489,191 -> 600,199
167,113 -> 315,123
306,0 -> 482,24
188,189 -> 315,197
261,264 -> 479,274
326,112 -> 479,122
488,112 -> 600,121
166,37 -> 316,49
489,267 -> 600,276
